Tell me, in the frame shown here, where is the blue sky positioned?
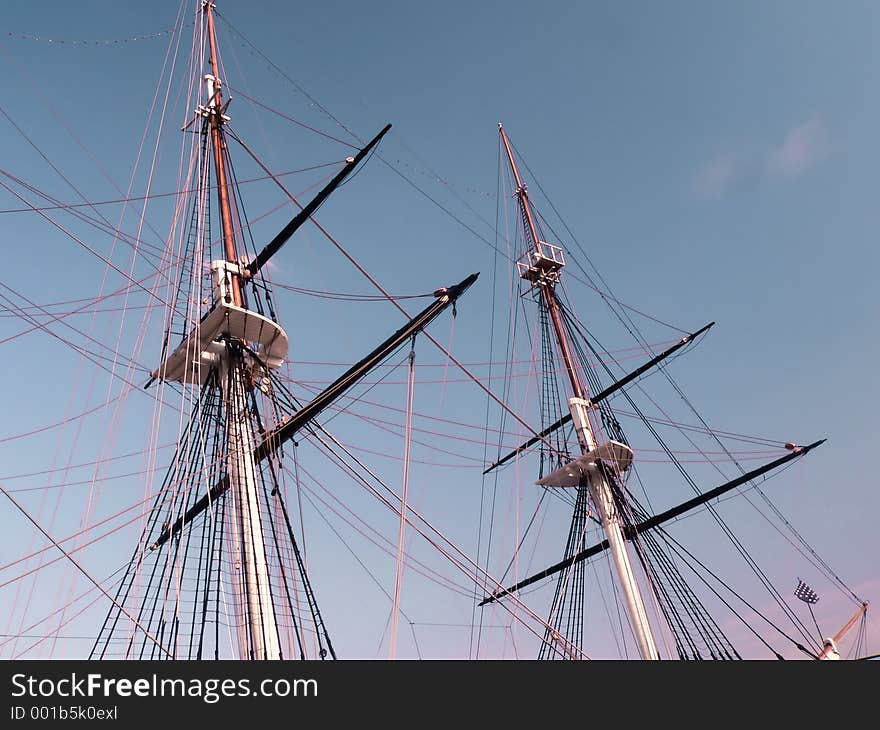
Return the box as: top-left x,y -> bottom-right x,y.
0,1 -> 876,659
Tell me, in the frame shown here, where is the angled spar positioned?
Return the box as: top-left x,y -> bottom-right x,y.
480,438 -> 825,605
483,322 -> 715,475
150,273 -> 479,550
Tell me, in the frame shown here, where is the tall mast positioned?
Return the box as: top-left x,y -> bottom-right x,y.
93,3 -> 475,661
203,0 -> 280,659
205,1 -> 243,307
498,129 -> 583,400
498,124 -> 659,660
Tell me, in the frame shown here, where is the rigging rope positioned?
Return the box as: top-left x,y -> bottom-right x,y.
0,484 -> 171,658
390,338 -> 416,658
558,298 -> 825,649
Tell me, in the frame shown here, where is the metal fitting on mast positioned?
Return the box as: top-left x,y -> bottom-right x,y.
196,74 -> 231,121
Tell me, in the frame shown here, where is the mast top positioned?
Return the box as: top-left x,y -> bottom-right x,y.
499,125 -> 566,288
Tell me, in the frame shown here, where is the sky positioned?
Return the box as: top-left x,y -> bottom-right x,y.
0,1 -> 877,660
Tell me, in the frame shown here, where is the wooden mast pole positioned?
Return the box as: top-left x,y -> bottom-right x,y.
818,602 -> 869,660
203,0 -> 280,659
498,124 -> 659,660
205,1 -> 243,307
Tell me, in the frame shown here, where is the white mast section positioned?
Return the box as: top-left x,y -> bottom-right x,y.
567,399 -> 658,660
202,1 -> 283,658
219,348 -> 281,660
499,123 -> 659,659
153,257 -> 289,659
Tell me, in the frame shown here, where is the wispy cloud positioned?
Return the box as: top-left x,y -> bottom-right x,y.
694,116 -> 830,199
767,116 -> 829,180
693,152 -> 738,199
